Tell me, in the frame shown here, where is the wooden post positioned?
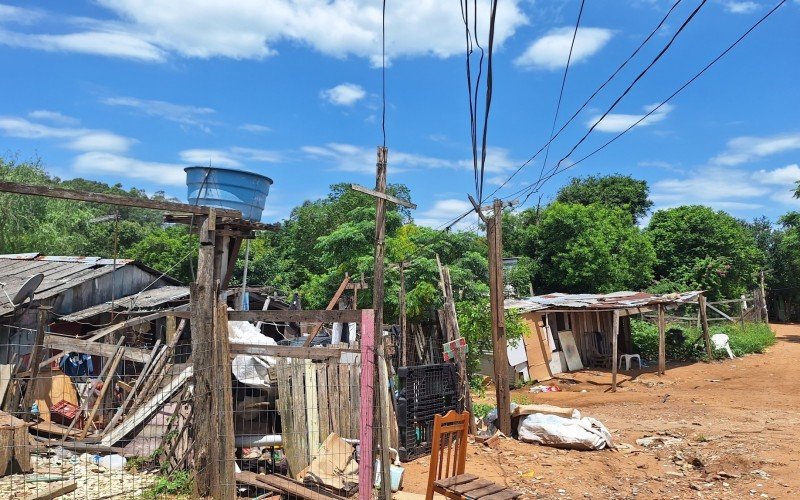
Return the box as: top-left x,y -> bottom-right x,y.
760,269 -> 769,322
657,305 -> 666,376
213,298 -> 236,496
371,146 -> 392,499
22,307 -> 49,421
79,345 -> 125,439
358,309 -> 376,500
398,262 -> 407,368
699,295 -> 713,360
611,310 -> 619,392
487,199 -> 511,435
191,209 -> 229,499
302,274 -> 351,346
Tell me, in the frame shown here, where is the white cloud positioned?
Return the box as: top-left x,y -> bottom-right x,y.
320,83 -> 366,106
0,116 -> 135,153
754,163 -> 800,185
589,103 -> 674,133
238,123 -> 272,133
723,1 -> 760,14
515,26 -> 613,70
711,133 -> 800,165
302,143 -> 455,174
72,152 -> 187,186
2,0 -> 527,65
652,166 -> 769,208
102,96 -> 216,131
0,28 -> 165,61
457,147 -> 519,174
179,146 -> 283,167
27,110 -> 79,125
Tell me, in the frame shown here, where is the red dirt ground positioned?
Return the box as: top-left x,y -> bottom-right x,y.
399,323 -> 800,499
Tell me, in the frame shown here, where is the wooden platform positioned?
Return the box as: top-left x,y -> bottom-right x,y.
435,474 -> 522,500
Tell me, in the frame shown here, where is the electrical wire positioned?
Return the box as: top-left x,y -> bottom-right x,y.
540,0 -> 586,179
508,0 -> 787,206
482,0 -> 686,202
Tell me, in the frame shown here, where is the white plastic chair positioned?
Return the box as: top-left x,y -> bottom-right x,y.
618,354 -> 642,370
711,333 -> 735,359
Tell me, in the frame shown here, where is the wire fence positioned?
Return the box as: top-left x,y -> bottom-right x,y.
0,308 -> 460,499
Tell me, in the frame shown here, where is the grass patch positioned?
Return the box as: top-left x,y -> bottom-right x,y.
631,320 -> 775,362
142,470 -> 193,499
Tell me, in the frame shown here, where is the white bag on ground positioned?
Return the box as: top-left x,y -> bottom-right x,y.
517,413 -> 615,450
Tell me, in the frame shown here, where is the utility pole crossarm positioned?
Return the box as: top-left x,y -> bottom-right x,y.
350,184 -> 417,209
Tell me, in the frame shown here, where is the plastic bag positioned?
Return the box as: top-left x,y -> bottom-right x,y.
517,413 -> 615,450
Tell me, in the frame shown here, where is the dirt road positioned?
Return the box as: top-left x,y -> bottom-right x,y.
401,323 -> 800,499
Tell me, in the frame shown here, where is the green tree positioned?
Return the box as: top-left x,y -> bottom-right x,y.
645,205 -> 762,300
556,174 -> 653,221
455,297 -> 526,377
534,203 -> 655,293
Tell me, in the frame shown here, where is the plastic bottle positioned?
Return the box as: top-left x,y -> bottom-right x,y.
92,454 -> 127,469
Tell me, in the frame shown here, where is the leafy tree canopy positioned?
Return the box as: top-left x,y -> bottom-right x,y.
556,174 -> 653,221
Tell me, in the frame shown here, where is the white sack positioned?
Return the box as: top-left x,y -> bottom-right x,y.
517,413 -> 615,451
229,320 -> 277,389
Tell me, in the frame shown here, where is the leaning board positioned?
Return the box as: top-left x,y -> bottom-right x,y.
557,330 -> 584,372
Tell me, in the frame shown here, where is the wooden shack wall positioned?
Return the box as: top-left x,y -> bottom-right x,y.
567,311 -> 632,367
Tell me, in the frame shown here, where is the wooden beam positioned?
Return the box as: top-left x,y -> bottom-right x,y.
22,308 -> 48,421
24,480 -> 77,500
228,309 -> 361,323
229,343 -> 357,359
350,183 -> 417,209
79,345 -> 125,439
706,303 -> 735,322
302,274 -> 352,347
213,299 -> 237,497
0,180 -> 241,217
657,305 -> 666,375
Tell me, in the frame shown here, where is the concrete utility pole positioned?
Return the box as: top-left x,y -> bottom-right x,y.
470,196 -> 515,435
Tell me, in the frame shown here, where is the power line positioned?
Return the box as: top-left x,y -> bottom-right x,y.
511,0 -> 787,204
549,0 -> 708,175
484,0 -> 685,201
540,0 -> 586,179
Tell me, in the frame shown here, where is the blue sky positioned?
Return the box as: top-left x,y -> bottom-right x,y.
0,0 -> 798,230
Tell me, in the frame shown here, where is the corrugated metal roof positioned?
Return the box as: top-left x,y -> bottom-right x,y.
506,290 -> 702,313
0,253 -> 172,316
58,285 -> 190,322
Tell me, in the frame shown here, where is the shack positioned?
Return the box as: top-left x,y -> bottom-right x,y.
504,291 -> 702,383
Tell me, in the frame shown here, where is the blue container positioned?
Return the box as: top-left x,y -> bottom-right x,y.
185,166 -> 273,221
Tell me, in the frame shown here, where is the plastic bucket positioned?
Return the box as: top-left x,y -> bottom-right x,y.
184,166 -> 273,221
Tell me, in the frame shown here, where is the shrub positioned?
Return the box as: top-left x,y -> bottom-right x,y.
143,470 -> 193,499
630,319 -> 776,361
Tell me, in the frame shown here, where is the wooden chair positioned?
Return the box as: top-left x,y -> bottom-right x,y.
426,410 -> 522,500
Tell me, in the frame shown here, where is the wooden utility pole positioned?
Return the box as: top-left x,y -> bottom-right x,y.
371,146 -> 393,500
22,307 -> 50,421
472,197 -> 512,436
657,304 -> 666,376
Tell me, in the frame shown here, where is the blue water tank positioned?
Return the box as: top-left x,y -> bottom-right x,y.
185,166 -> 273,221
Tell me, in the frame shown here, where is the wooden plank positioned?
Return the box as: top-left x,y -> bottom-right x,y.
230,344 -> 356,359
316,363 -> 330,441
0,365 -> 11,408
450,478 -> 494,494
24,480 -> 77,500
338,364 -> 351,439
303,275 -> 352,347
102,340 -> 162,437
706,303 -> 735,322
276,359 -> 303,478
229,309 -> 361,323
30,421 -> 82,438
358,309 -> 375,500
0,180 -> 240,217
240,471 -> 346,500
22,309 -> 48,421
326,363 -> 340,436
465,483 -> 506,498
80,345 -> 125,438
99,365 -> 192,446
435,473 -> 478,488
481,490 -> 522,500
290,360 -> 309,476
350,183 -> 417,209
213,299 -> 236,496
42,335 -> 152,363
304,359 -> 320,459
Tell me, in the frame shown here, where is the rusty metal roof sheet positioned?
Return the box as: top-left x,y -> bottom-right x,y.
506,290 -> 702,313
58,285 -> 190,322
0,253 -> 173,316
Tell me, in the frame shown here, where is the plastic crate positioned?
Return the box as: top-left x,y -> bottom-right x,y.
396,363 -> 462,461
